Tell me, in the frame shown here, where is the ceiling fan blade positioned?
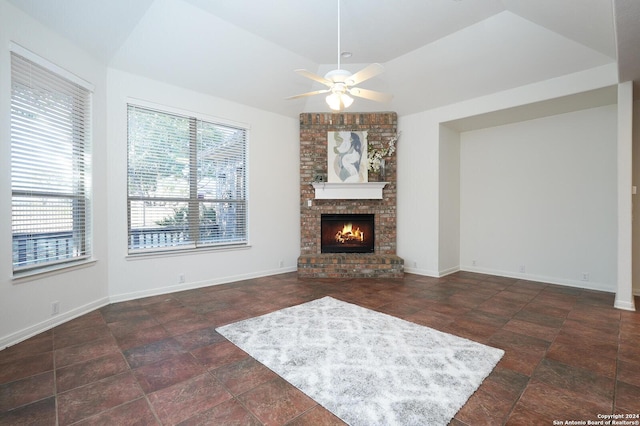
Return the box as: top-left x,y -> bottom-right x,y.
294,69 -> 333,87
286,89 -> 330,100
346,63 -> 385,86
348,87 -> 393,103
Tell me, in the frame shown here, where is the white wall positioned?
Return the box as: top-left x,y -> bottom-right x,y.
0,0 -> 300,348
106,69 -> 300,302
397,64 -> 621,294
1,0 -> 636,347
633,99 -> 640,297
0,0 -> 110,348
616,82 -> 635,310
396,117 -> 441,276
459,105 -> 617,291
438,125 -> 461,275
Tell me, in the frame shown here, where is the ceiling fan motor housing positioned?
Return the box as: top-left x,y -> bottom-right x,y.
324,69 -> 354,85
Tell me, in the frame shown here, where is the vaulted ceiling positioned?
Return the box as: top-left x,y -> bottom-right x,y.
8,0 -> 640,118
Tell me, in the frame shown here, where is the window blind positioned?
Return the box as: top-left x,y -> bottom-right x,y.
127,105 -> 248,253
11,51 -> 92,272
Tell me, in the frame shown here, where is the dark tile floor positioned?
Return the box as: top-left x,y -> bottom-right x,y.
1,271 -> 639,425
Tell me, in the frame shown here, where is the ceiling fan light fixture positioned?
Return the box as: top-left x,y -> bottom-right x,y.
326,93 -> 353,111
326,93 -> 342,110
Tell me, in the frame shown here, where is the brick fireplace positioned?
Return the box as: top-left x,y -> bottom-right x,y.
297,112 -> 404,278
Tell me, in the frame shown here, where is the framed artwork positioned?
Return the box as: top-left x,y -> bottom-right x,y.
327,131 -> 368,183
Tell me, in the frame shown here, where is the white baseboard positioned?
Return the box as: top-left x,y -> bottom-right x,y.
0,297 -> 110,351
458,265 -> 615,293
402,266 -> 441,277
2,265 -> 629,350
109,266 -> 298,304
614,298 -> 636,311
403,266 -> 462,278
407,264 -> 617,293
437,266 -> 460,277
1,267 -> 298,350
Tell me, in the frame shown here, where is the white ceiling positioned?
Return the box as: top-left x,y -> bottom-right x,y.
7,0 -> 640,118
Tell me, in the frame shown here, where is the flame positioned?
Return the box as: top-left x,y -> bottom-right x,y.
335,223 -> 365,243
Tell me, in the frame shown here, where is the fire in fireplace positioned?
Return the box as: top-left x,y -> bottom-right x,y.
321,214 -> 374,253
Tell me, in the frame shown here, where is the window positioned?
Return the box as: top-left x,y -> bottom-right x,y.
127,104 -> 248,253
11,49 -> 93,273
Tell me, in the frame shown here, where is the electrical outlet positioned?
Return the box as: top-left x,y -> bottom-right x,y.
472,260 -> 477,266
51,301 -> 60,316
178,273 -> 185,284
581,272 -> 590,281
279,260 -> 284,268
519,265 -> 526,273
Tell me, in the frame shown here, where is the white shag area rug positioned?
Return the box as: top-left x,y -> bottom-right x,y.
216,296 -> 504,426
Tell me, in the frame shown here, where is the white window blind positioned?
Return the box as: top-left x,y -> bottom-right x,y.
127,104 -> 248,253
11,51 -> 92,272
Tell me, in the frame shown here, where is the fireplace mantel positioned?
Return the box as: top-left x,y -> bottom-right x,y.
312,182 -> 388,200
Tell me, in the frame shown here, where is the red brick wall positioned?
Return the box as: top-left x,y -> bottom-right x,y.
299,112 -> 398,255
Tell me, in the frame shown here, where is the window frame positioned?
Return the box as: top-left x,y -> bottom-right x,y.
126,100 -> 250,255
10,44 -> 94,276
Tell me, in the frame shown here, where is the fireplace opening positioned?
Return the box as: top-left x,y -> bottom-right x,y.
321,214 -> 374,253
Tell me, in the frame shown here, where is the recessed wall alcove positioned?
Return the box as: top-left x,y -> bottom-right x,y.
297,112 -> 403,278
435,85 -> 621,295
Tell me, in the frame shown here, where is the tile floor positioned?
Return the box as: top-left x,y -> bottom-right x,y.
1,271 -> 639,425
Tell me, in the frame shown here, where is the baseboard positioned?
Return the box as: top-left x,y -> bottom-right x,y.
402,266 -> 441,277
403,266 -> 461,278
2,268 -> 300,350
2,265 -> 627,350
109,266 -> 298,304
437,266 -> 460,277
614,298 -> 636,311
459,265 -> 615,293
0,296 -> 110,351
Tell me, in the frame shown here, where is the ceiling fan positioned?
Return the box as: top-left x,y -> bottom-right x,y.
286,0 -> 392,111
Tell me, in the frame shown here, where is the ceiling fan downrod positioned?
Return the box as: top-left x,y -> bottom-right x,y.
337,0 -> 342,70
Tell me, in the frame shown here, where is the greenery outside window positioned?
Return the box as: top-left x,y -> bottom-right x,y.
127,104 -> 248,253
10,48 -> 93,273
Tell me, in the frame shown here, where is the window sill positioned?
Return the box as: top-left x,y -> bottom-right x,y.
12,258 -> 98,284
126,244 -> 252,261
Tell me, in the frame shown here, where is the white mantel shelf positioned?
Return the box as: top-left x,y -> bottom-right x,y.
312,182 -> 388,200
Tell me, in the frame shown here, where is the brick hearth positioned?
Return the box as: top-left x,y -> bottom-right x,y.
298,254 -> 404,279
297,112 -> 404,278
